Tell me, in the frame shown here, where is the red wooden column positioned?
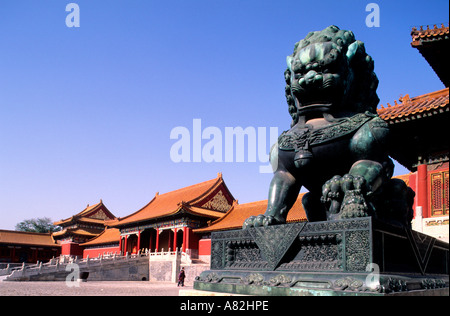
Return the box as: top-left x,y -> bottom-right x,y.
173,228 -> 178,251
168,230 -> 172,251
149,231 -> 153,252
137,231 -> 141,253
186,227 -> 190,252
156,228 -> 160,252
416,163 -> 429,218
182,227 -> 187,253
124,236 -> 128,254
119,237 -> 122,254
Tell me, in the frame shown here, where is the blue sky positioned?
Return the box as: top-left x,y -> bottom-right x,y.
0,0 -> 448,230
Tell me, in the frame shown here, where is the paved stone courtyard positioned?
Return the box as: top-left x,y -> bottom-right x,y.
0,281 -> 191,296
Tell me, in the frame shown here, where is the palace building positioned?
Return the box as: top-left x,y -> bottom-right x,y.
0,230 -> 59,264
377,23 -> 449,241
105,173 -> 234,260
52,200 -> 117,258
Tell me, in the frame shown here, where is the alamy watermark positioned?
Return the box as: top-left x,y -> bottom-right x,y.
65,263 -> 81,287
65,3 -> 80,28
169,119 -> 279,174
365,3 -> 380,28
365,263 -> 380,290
63,4 -> 379,31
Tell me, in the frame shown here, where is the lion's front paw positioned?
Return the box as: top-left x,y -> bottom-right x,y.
321,175 -> 343,203
340,190 -> 370,218
242,215 -> 279,229
322,174 -> 367,203
322,174 -> 370,220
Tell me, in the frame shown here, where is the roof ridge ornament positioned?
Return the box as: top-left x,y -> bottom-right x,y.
398,94 -> 410,104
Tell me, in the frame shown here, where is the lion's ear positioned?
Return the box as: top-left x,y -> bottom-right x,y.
346,41 -> 359,62
346,40 -> 366,62
286,56 -> 294,72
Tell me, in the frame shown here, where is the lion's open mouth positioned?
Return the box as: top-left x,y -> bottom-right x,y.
293,81 -> 341,108
290,68 -> 346,113
296,103 -> 333,115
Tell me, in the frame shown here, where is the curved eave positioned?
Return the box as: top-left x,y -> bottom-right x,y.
80,228 -> 120,247
181,205 -> 227,219
53,217 -> 75,227
107,196 -> 158,227
52,228 -> 99,239
378,88 -> 449,123
381,103 -> 449,124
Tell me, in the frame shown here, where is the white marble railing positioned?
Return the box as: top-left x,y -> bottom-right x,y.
0,248 -> 193,280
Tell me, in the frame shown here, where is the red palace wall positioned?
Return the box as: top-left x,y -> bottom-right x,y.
83,245 -> 120,259
198,239 -> 211,257
409,162 -> 449,218
60,242 -> 83,258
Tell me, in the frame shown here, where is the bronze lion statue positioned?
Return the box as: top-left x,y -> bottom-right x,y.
244,25 -> 414,229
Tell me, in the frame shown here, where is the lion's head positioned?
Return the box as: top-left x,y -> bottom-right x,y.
285,25 -> 379,126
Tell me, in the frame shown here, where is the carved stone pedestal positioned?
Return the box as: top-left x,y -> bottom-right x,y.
194,217 -> 449,296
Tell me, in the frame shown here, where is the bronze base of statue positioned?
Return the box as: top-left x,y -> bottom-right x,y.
194,217 -> 449,296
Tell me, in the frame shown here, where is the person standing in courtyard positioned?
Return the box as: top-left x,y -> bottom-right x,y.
178,267 -> 186,287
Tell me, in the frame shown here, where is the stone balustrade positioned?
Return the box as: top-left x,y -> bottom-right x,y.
0,248 -> 196,282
